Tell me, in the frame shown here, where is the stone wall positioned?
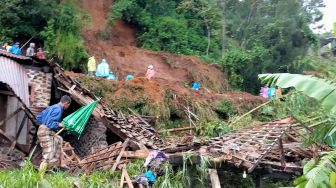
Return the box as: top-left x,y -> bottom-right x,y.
26,69 -> 52,145
26,69 -> 52,109
65,117 -> 108,157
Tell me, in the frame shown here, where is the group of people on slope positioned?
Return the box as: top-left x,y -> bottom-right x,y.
2,41 -> 46,60
87,56 -> 156,81
259,84 -> 282,99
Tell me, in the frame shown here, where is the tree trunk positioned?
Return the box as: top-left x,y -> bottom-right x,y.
220,0 -> 226,58
206,23 -> 211,56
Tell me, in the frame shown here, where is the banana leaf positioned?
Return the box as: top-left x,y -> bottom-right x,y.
61,100 -> 98,139
258,73 -> 336,112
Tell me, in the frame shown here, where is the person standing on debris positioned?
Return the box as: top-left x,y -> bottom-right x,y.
95,58 -> 110,78
146,65 -> 155,80
26,43 -> 35,57
2,42 -> 12,52
36,48 -> 46,60
87,56 -> 96,77
275,86 -> 282,99
36,95 -> 71,171
9,42 -> 22,55
268,85 -> 276,99
259,84 -> 269,99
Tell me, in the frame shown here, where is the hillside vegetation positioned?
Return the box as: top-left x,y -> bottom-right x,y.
2,0 -> 336,187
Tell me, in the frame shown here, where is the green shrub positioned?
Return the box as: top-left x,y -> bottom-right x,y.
214,100 -> 237,119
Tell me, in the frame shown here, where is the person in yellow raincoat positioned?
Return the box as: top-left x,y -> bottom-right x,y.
87,56 -> 96,77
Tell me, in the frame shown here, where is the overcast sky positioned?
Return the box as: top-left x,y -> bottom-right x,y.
316,0 -> 336,33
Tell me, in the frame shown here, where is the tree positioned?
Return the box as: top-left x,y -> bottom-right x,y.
178,0 -> 221,56
41,4 -> 89,71
0,0 -> 57,42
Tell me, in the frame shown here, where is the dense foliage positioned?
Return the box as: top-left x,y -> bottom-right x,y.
0,0 -> 58,42
40,4 -> 89,71
0,0 -> 88,71
111,0 -> 324,92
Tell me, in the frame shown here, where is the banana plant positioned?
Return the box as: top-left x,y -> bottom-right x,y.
294,151 -> 336,188
258,73 -> 336,112
259,73 -> 336,188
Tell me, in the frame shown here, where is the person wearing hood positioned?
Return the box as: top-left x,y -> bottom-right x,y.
95,58 -> 110,78
87,56 -> 96,77
146,65 -> 155,80
26,43 -> 35,57
268,85 -> 276,99
9,42 -> 22,55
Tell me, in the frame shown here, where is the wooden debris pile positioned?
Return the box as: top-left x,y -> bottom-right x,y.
196,117 -> 327,173
66,139 -> 130,175
52,63 -> 167,150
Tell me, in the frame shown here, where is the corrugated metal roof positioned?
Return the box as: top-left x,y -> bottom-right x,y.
0,49 -> 50,67
0,49 -> 31,61
0,56 -> 30,106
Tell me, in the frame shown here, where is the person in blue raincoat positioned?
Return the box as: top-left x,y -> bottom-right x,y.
125,74 -> 134,81
9,42 -> 22,55
106,72 -> 118,80
191,81 -> 200,90
95,59 -> 110,78
268,85 -> 276,99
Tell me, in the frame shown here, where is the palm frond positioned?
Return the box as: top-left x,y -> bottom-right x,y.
294,150 -> 336,188
258,73 -> 336,112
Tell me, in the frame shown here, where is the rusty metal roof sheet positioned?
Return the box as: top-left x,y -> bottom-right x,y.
0,56 -> 30,106
0,49 -> 30,61
0,49 -> 49,67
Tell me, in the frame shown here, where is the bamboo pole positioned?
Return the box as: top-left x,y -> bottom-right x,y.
159,126 -> 196,133
229,100 -> 272,126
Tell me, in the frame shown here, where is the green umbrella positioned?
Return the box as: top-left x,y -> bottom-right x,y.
61,100 -> 98,139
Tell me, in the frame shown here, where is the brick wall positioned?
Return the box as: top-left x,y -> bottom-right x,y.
26,69 -> 52,109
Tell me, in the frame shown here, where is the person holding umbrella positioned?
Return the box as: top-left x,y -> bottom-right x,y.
36,95 -> 71,171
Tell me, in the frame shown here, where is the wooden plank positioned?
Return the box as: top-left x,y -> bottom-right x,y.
0,128 -> 28,154
278,138 -> 286,168
7,115 -> 28,154
121,150 -> 149,158
208,169 -> 221,188
110,138 -> 129,173
0,108 -> 21,129
119,166 -> 126,188
159,126 -> 196,133
0,90 -> 14,96
123,167 -> 134,188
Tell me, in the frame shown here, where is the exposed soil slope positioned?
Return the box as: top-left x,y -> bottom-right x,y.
80,0 -> 229,93
78,0 -> 263,116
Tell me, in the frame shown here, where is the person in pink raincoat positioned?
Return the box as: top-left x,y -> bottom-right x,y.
146,65 -> 155,80
259,84 -> 269,99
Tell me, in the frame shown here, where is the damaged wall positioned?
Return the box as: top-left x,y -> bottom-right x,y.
26,69 -> 52,113
65,117 -> 108,157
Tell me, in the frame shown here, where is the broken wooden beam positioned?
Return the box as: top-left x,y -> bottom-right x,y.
159,126 -> 196,133
0,108 -> 22,129
111,139 -> 129,173
208,169 -> 221,188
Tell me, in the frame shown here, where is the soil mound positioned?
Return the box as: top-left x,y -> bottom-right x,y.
80,0 -> 229,93
77,0 -> 263,117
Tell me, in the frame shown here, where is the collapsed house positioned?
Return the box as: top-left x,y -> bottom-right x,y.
0,50 -> 329,187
